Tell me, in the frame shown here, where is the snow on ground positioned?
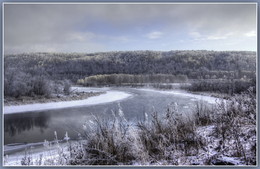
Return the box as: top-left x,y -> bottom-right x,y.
4,142 -> 70,166
196,125 -> 248,166
71,86 -> 110,92
4,89 -> 132,114
137,88 -> 221,104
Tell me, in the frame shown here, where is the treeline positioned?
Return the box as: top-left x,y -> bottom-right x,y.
5,50 -> 256,82
187,78 -> 256,94
4,50 -> 256,97
77,74 -> 188,86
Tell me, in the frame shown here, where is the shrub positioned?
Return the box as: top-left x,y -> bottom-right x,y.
212,88 -> 256,164
70,107 -> 136,165
187,79 -> 253,94
137,103 -> 202,162
63,80 -> 71,95
68,103 -> 205,165
80,74 -> 188,86
193,101 -> 214,126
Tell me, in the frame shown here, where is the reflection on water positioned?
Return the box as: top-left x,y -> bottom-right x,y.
4,112 -> 49,137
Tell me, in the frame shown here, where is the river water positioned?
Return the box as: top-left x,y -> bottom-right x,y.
4,87 -> 212,145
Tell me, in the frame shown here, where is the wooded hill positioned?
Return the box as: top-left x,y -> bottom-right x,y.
4,50 -> 256,97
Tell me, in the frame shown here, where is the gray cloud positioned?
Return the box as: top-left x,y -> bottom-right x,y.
4,3 -> 256,53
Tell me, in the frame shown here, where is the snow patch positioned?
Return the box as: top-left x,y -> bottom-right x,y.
71,86 -> 110,93
4,91 -> 132,114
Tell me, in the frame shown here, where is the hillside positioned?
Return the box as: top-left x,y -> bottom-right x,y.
4,50 -> 256,97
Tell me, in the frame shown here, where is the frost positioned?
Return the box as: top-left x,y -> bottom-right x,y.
64,132 -> 70,141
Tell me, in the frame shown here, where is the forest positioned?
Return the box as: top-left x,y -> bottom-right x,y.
4,50 -> 256,98
4,50 -> 257,166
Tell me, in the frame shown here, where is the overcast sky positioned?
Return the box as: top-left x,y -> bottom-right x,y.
4,3 -> 257,54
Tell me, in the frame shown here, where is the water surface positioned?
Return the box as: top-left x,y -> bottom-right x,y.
4,87 -> 205,145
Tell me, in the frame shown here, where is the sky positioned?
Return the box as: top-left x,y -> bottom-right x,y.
4,3 -> 257,54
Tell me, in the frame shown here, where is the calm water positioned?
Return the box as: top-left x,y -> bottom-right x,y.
4,88 -> 201,145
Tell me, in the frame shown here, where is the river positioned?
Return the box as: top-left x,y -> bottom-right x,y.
4,87 -> 217,146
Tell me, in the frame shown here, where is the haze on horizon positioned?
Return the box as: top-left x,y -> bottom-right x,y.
4,3 -> 257,54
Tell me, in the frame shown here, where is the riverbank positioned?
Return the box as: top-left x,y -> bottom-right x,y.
4,86 -> 111,106
4,87 -> 222,114
187,91 -> 232,100
4,91 -> 104,106
136,88 -> 222,104
4,87 -> 132,114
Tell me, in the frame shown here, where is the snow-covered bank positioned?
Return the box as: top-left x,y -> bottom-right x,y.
71,86 -> 110,92
4,90 -> 132,114
137,88 -> 221,104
